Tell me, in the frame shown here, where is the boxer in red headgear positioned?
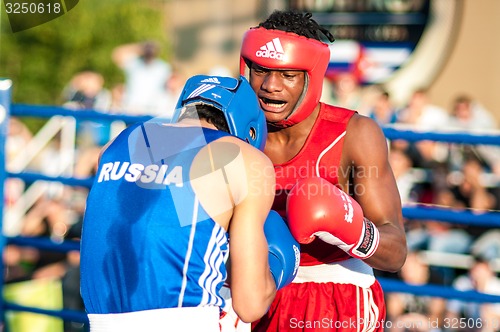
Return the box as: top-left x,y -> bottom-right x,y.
240,27 -> 330,128
240,10 -> 407,332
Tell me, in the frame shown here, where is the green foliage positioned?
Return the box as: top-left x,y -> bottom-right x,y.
0,0 -> 170,109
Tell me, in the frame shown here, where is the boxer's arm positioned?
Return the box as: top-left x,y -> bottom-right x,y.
228,143 -> 277,323
343,114 -> 407,272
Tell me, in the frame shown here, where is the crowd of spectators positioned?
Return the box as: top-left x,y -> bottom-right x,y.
3,48 -> 500,331
328,79 -> 500,332
323,71 -> 500,331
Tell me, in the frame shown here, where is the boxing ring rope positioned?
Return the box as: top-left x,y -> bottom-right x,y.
401,205 -> 500,228
378,278 -> 500,303
12,103 -> 154,124
1,80 -> 500,329
383,125 -> 500,145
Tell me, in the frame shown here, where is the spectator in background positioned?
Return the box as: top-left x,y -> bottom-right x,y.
398,88 -> 449,130
154,68 -> 186,120
5,117 -> 32,218
62,70 -> 113,148
386,251 -> 446,331
471,229 -> 500,264
322,71 -> 365,113
388,145 -> 421,205
448,94 -> 497,131
447,94 -> 500,172
112,40 -> 172,116
109,83 -> 125,113
447,154 -> 499,266
368,88 -> 399,126
449,155 -> 497,212
322,71 -> 382,117
7,117 -> 33,163
4,188 -> 86,331
397,88 -> 450,168
405,163 -> 474,285
62,70 -> 112,111
446,254 -> 500,332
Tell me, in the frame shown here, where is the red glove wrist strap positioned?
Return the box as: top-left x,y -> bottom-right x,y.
351,218 -> 380,259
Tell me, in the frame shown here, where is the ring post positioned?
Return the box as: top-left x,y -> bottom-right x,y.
0,79 -> 12,331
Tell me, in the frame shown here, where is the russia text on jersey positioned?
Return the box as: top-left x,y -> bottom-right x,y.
97,161 -> 183,187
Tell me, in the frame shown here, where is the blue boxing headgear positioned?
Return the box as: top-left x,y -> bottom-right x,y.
172,75 -> 267,151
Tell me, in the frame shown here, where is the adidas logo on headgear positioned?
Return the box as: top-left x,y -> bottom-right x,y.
187,84 -> 215,99
256,38 -> 284,60
201,77 -> 221,84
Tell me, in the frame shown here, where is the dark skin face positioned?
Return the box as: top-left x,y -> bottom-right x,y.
248,63 -> 321,166
249,63 -> 305,125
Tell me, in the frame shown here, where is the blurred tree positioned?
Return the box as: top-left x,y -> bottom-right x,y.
0,0 -> 170,133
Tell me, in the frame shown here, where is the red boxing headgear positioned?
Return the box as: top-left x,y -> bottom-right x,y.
240,27 -> 330,127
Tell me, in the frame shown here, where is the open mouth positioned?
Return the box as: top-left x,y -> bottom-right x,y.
260,97 -> 286,112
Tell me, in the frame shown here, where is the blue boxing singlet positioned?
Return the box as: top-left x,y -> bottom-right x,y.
80,121 -> 232,314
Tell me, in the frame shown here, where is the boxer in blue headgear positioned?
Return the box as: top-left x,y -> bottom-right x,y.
172,75 -> 267,151
80,74 -> 299,332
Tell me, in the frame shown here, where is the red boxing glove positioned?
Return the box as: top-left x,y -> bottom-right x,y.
286,177 -> 379,260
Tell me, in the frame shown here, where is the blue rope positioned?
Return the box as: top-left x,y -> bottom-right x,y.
379,277 -> 500,303
11,104 -> 500,146
383,126 -> 500,145
12,104 -> 155,123
403,205 -> 500,227
8,171 -> 94,188
7,236 -> 80,253
4,301 -> 89,324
